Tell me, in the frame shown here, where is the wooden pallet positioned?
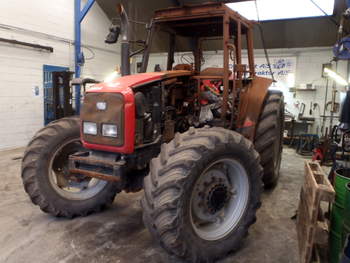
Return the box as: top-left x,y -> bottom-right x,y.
297,161 -> 335,263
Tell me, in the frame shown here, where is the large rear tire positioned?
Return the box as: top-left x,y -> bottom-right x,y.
254,90 -> 284,189
21,117 -> 120,218
142,127 -> 263,262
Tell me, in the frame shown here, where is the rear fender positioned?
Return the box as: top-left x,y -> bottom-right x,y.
236,77 -> 272,140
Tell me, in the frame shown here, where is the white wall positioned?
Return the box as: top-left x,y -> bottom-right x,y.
138,47 -> 348,135
0,0 -> 345,151
0,0 -> 120,150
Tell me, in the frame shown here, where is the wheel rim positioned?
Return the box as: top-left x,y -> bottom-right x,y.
48,138 -> 107,200
190,158 -> 250,241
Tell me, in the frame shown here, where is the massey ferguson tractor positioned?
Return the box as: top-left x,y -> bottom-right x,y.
22,3 -> 284,262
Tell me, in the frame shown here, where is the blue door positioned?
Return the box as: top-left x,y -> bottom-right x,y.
43,65 -> 69,125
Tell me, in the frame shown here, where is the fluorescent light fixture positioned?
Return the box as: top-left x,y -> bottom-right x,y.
324,68 -> 348,86
226,0 -> 334,21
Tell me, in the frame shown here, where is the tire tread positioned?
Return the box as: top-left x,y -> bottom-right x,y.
142,127 -> 263,262
21,117 -> 119,218
254,90 -> 284,188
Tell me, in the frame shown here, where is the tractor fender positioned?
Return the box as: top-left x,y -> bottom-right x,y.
236,77 -> 272,141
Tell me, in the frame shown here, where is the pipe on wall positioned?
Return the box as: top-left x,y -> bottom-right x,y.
0,37 -> 53,52
74,0 -> 96,114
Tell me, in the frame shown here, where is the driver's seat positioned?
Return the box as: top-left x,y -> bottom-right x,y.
200,67 -> 231,76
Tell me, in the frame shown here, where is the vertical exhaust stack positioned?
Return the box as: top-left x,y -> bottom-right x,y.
117,4 -> 130,76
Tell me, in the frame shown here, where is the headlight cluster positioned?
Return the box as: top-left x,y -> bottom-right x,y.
83,122 -> 117,137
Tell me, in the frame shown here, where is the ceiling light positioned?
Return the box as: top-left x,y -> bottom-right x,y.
226,0 -> 334,21
324,68 -> 348,86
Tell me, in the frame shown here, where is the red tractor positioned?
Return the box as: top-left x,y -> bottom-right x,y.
22,3 -> 284,262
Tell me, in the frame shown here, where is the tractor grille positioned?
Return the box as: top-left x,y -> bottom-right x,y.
81,92 -> 124,146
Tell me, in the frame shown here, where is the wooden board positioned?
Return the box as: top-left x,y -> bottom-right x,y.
297,161 -> 335,263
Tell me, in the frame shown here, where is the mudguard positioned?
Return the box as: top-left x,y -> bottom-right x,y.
236,77 -> 272,140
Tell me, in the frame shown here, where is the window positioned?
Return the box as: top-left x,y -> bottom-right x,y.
226,0 -> 334,21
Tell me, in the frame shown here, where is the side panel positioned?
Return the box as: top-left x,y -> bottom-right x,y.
236,77 -> 272,140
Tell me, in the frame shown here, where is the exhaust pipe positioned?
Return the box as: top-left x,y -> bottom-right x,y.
116,4 -> 130,76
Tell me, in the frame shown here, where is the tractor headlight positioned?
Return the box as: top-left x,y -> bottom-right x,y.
102,124 -> 118,137
83,122 -> 97,135
96,101 -> 107,110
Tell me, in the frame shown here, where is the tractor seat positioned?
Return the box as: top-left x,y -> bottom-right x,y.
173,64 -> 193,71
200,67 -> 232,77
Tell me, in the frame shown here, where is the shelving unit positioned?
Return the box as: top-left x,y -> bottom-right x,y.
289,88 -> 317,92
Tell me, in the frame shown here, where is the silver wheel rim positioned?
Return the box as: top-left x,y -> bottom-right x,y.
48,138 -> 107,200
190,158 -> 250,241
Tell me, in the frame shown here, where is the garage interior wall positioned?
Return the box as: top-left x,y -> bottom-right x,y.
0,1 -> 345,150
0,0 -> 120,151
139,46 -> 348,135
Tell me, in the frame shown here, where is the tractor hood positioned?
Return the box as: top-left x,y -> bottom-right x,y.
81,70 -> 191,154
87,71 -> 192,93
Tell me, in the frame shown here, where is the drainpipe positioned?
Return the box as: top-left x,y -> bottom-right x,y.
74,0 -> 95,113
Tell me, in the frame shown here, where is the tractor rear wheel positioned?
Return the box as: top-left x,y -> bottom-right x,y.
254,90 -> 284,188
21,116 -> 120,218
142,127 -> 263,262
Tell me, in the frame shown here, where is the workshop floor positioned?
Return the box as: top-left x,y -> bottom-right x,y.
0,147 -> 307,263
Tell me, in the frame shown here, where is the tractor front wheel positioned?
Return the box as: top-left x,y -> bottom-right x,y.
142,127 -> 263,262
21,117 -> 120,218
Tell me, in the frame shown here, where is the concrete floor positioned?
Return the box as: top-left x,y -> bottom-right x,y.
0,147 -> 308,263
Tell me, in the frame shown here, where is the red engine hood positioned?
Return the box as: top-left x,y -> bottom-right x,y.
82,71 -> 191,154
87,72 -> 164,93
87,70 -> 192,93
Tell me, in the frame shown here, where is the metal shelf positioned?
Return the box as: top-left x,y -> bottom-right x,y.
289,88 -> 317,92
